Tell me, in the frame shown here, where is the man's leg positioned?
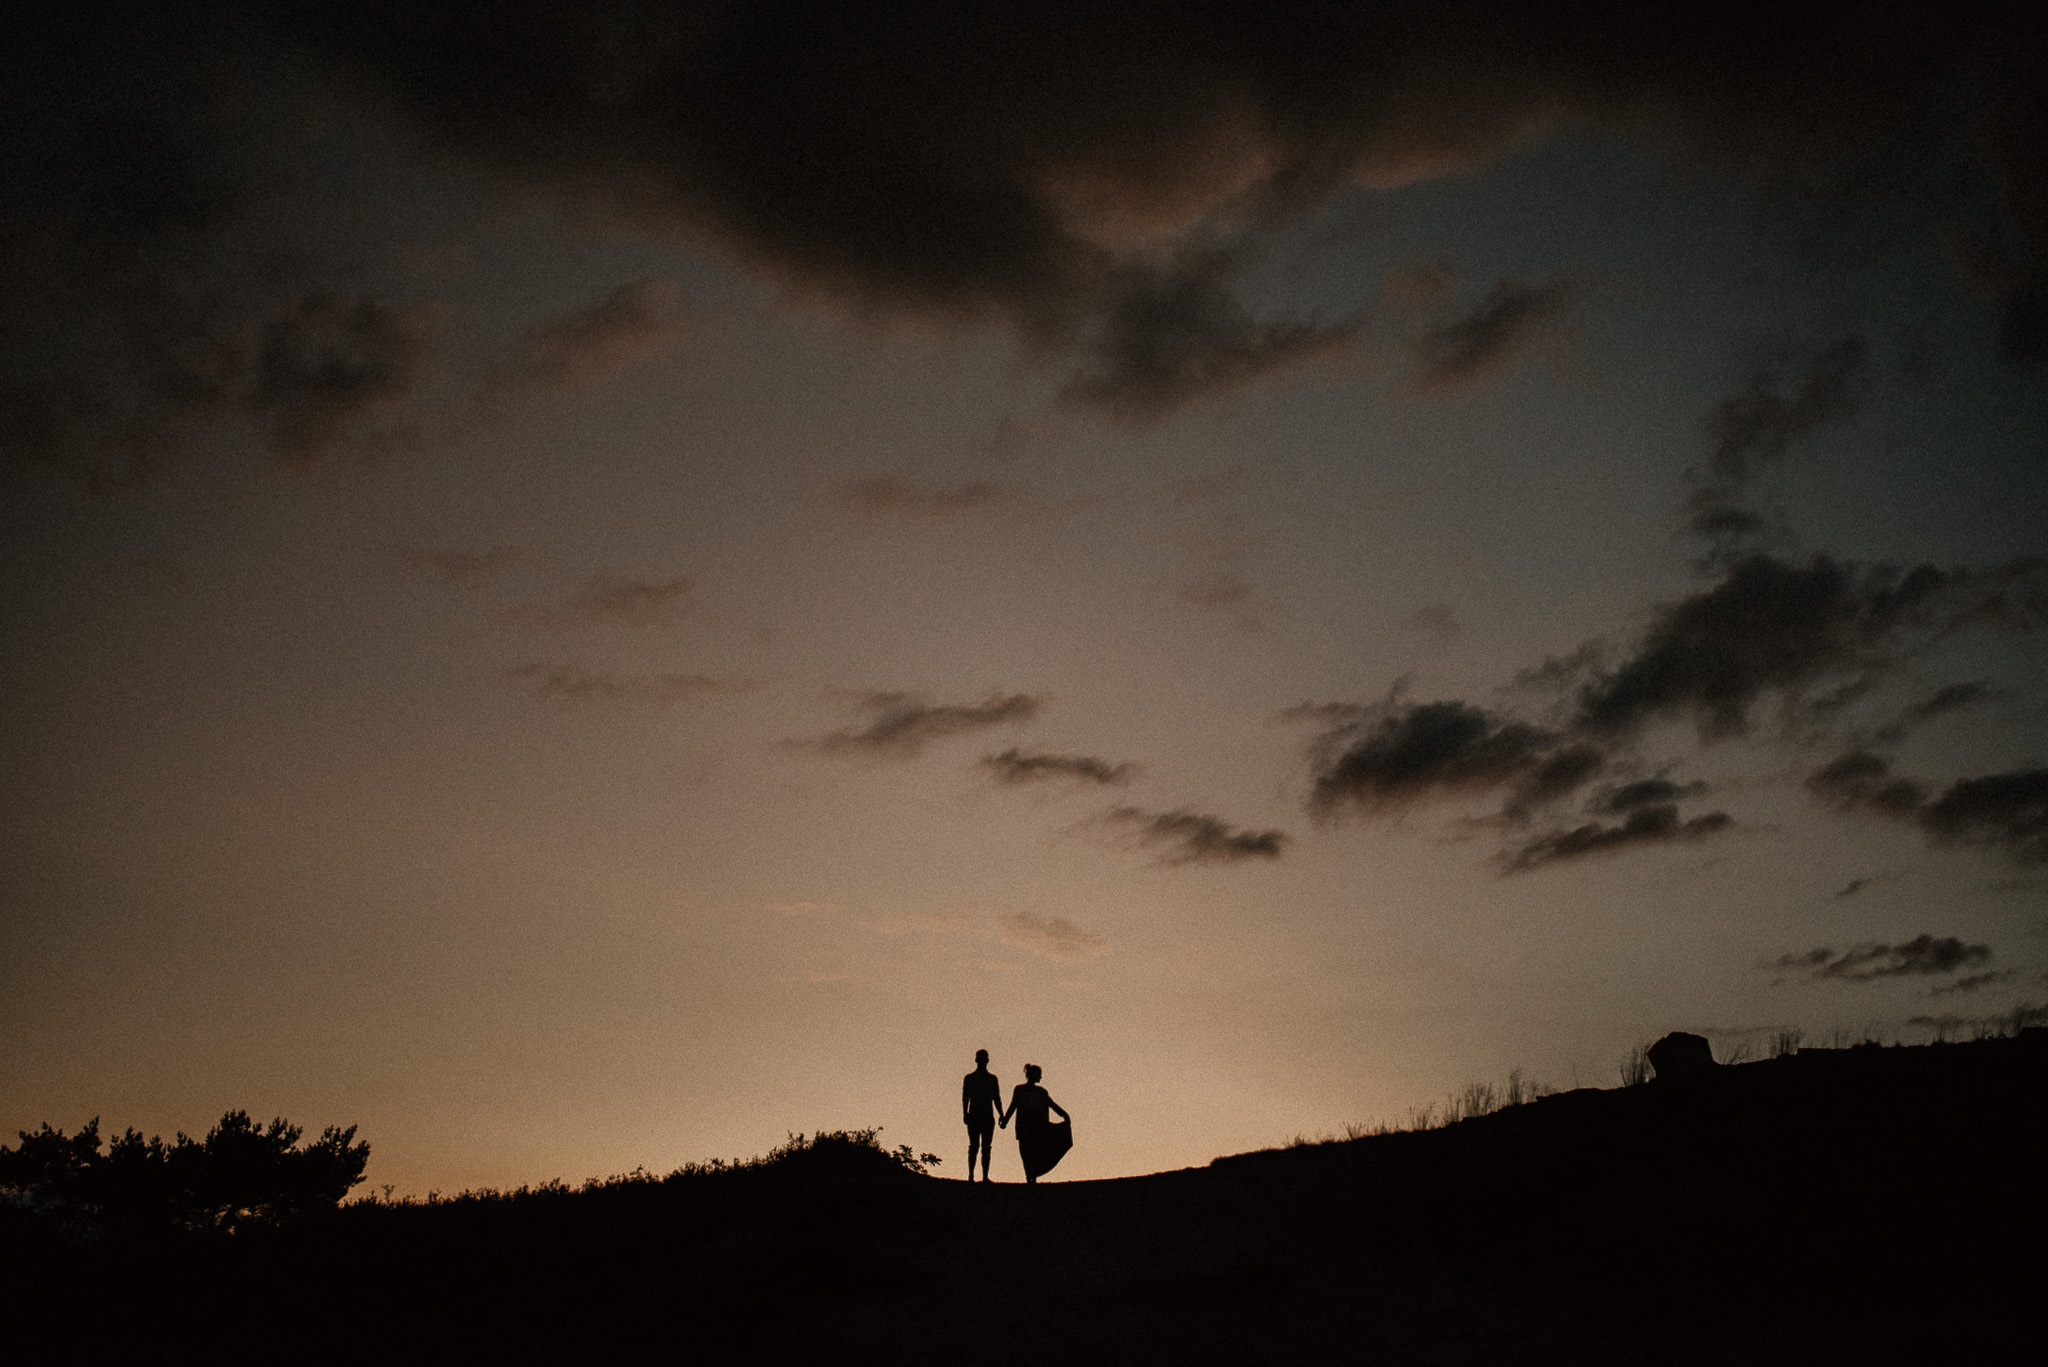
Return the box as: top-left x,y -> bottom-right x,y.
969,1119 -> 993,1181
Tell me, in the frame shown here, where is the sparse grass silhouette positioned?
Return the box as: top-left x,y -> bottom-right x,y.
1282,1012 -> 2048,1152
1288,1065 -> 1556,1147
353,1127 -> 942,1209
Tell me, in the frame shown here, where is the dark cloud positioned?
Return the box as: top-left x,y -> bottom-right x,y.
1592,778 -> 1709,814
840,476 -> 1015,519
1508,747 -> 1610,818
1687,505 -> 1768,541
815,691 -> 1043,758
1407,280 -> 1571,395
1833,877 -> 1869,899
505,663 -> 757,705
1807,751 -> 1930,816
248,293 -> 430,462
1774,934 -> 1994,982
1306,551 -> 2042,868
14,2 -> 2047,474
561,573 -> 696,626
1920,769 -> 2048,864
983,749 -> 1137,787
1500,804 -> 1733,874
1571,556 -> 2040,742
1958,67 -> 2048,371
496,276 -> 686,391
1307,701 -> 1586,818
1101,806 -> 1287,865
1807,752 -> 2048,864
0,7 -> 259,483
268,3 -> 2048,418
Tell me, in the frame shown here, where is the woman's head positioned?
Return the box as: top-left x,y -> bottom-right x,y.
1024,1063 -> 1042,1083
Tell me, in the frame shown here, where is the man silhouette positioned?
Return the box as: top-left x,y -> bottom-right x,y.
962,1049 -> 1001,1182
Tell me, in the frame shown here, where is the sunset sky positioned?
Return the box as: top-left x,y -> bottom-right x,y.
6,3 -> 2047,1192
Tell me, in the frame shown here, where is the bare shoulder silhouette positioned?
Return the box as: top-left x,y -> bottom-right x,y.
997,1061 -> 1072,1183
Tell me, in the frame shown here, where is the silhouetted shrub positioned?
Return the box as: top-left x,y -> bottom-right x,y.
759,1128 -> 943,1178
0,1110 -> 368,1239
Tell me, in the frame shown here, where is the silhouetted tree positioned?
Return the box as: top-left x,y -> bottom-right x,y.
0,1110 -> 369,1238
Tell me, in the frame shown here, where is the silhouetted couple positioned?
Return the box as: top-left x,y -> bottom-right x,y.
962,1050 -> 1071,1183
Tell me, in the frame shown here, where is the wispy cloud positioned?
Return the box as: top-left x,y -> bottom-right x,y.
1065,250 -> 1361,420
811,691 -> 1044,759
860,906 -> 1110,964
496,276 -> 687,392
1931,970 -> 2012,995
1100,805 -> 1287,865
992,912 -> 1111,963
1403,605 -> 1461,642
1590,778 -> 1709,814
1688,336 -> 1866,543
868,907 -> 982,937
765,901 -> 842,917
1773,934 -> 1994,982
561,569 -> 696,627
1871,680 -> 1997,743
505,663 -> 758,706
1500,805 -> 1733,874
401,544 -> 530,584
1407,280 -> 1571,396
248,292 -> 429,462
983,748 -> 1137,787
841,475 -> 1018,519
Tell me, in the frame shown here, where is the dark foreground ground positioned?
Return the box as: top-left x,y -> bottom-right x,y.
10,1032 -> 2045,1364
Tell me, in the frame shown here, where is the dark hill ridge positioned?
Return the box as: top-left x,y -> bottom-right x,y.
10,1032 -> 2044,1363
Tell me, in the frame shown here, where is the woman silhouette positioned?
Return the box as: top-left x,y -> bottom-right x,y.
998,1063 -> 1072,1183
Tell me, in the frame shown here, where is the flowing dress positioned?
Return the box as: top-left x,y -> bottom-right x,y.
1009,1083 -> 1073,1180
